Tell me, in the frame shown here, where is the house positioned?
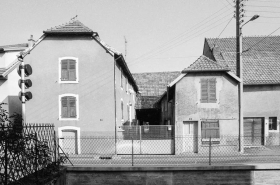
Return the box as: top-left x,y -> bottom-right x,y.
0,19 -> 138,154
203,36 -> 280,146
156,36 -> 280,154
133,71 -> 181,125
0,42 -> 30,115
158,55 -> 240,154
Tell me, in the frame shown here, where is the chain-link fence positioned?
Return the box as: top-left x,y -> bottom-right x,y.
60,135 -> 280,166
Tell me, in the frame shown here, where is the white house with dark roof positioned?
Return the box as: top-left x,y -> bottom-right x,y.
204,36 -> 280,146
0,19 -> 138,154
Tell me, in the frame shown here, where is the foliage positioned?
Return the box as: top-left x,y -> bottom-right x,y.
0,103 -> 63,185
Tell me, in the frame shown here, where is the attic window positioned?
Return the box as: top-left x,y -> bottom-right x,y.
200,78 -> 216,103
59,57 -> 79,83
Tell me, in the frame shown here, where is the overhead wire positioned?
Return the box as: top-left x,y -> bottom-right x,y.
243,26 -> 280,53
130,4 -> 233,63
129,14 -> 234,66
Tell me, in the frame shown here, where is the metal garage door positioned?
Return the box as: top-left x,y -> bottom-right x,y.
244,118 -> 264,146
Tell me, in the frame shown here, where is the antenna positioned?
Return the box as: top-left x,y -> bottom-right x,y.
71,15 -> 78,21
124,36 -> 127,60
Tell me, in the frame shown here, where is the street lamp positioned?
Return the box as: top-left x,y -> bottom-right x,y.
237,13 -> 259,153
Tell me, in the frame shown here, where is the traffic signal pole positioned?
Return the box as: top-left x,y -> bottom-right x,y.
19,56 -> 26,123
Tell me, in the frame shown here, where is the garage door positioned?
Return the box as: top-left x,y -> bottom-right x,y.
244,118 -> 264,146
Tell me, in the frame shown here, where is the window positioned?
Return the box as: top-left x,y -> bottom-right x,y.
121,99 -> 124,120
59,94 -> 79,120
200,78 -> 216,103
269,117 -> 277,130
120,69 -> 123,88
126,77 -> 128,93
127,103 -> 130,122
59,57 -> 78,83
201,120 -> 219,139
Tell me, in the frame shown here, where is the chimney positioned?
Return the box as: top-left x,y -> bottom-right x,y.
28,35 -> 35,49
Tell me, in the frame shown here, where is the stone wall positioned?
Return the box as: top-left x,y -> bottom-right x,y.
65,164 -> 280,185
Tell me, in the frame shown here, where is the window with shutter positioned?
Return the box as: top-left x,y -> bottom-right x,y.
59,57 -> 78,83
121,100 -> 124,120
201,120 -> 220,141
200,78 -> 217,103
60,95 -> 78,119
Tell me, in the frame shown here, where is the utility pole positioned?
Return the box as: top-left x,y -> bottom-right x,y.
236,0 -> 244,153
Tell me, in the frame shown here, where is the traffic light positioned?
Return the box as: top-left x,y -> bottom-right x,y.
18,92 -> 33,101
18,55 -> 33,102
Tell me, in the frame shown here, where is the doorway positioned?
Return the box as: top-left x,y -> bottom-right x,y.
183,121 -> 198,153
244,117 -> 264,146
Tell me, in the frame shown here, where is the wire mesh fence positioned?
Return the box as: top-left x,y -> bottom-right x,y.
0,123 -> 61,185
60,135 -> 280,166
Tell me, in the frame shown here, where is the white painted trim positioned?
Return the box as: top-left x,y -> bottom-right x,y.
58,57 -> 79,84
58,126 -> 81,154
226,72 -> 242,83
59,94 -> 79,121
168,74 -> 186,87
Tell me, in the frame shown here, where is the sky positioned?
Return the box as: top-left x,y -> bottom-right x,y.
1,0 -> 280,73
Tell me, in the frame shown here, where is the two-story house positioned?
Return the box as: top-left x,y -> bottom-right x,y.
0,19 -> 138,154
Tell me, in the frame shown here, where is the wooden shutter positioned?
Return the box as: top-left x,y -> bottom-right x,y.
68,60 -> 76,81
201,121 -> 219,139
61,97 -> 68,118
200,79 -> 208,103
121,101 -> 123,119
69,97 -> 76,118
208,79 -> 216,103
61,60 -> 69,80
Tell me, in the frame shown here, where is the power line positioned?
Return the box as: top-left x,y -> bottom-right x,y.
247,0 -> 280,2
130,11 -> 233,65
213,16 -> 234,48
245,5 -> 280,8
129,15 -> 233,66
243,26 -> 280,53
130,5 -> 232,63
247,10 -> 280,13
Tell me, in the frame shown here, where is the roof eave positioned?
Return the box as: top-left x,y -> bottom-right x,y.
43,31 -> 96,36
181,69 -> 230,73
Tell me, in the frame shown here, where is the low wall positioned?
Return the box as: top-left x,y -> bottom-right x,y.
66,164 -> 280,185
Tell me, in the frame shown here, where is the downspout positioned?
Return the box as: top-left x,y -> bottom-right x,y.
114,56 -> 117,154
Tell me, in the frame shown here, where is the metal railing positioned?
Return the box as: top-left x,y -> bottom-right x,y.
60,135 -> 280,166
0,123 -> 63,185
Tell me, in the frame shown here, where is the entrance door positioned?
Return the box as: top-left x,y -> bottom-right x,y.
61,130 -> 77,154
244,118 -> 264,146
183,121 -> 198,153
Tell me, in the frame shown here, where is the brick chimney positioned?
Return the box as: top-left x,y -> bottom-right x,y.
28,35 -> 35,49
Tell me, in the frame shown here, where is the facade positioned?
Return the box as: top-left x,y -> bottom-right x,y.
158,56 -> 240,154
0,20 -> 138,154
204,36 -> 280,146
133,71 -> 180,125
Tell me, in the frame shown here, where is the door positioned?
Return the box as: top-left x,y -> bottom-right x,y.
244,118 -> 264,146
183,121 -> 198,153
61,130 -> 77,154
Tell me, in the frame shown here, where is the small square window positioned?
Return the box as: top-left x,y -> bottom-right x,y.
269,117 -> 277,130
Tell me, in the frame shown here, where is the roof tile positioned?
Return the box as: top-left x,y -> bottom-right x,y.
43,20 -> 94,34
206,36 -> 280,85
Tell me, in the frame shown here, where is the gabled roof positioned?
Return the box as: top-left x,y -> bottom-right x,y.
43,20 -> 96,35
205,36 -> 280,85
133,71 -> 181,109
182,55 -> 230,73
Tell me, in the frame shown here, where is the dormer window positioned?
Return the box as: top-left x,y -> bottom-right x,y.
59,57 -> 79,83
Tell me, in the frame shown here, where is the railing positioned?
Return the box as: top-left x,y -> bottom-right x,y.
60,135 -> 280,166
0,123 -> 62,185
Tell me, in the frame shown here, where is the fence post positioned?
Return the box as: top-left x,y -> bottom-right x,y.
4,133 -> 8,185
139,126 -> 142,154
53,130 -> 57,164
35,132 -> 38,183
209,137 -> 212,165
131,137 -> 134,166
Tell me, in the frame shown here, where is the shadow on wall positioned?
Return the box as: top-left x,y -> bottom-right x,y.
1,96 -> 22,116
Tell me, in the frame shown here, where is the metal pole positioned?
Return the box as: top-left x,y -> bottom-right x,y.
140,125 -> 142,154
236,0 -> 244,153
209,137 -> 212,166
19,56 -> 25,123
131,137 -> 134,166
